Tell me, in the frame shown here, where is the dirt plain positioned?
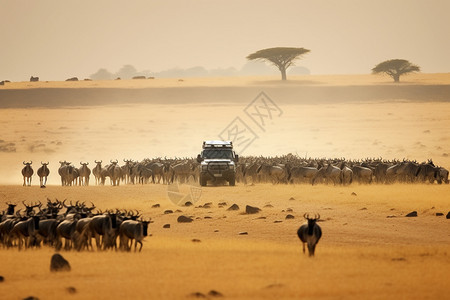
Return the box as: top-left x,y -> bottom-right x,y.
0,74 -> 449,299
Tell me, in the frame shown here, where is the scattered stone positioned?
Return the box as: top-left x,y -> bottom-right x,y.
391,257 -> 407,262
175,209 -> 183,213
0,275 -> 4,282
285,214 -> 295,219
214,230 -> 219,232
184,201 -> 193,207
189,292 -> 206,298
386,215 -> 397,218
263,204 -> 273,208
164,210 -> 173,214
204,216 -> 212,219
289,197 -> 295,200
202,204 -> 212,209
66,287 -> 77,294
436,212 -> 444,216
227,204 -> 239,211
238,232 -> 248,235
286,208 -> 293,212
177,215 -> 193,223
274,220 -> 282,223
192,239 -> 201,243
208,290 -> 224,297
446,212 -> 450,219
23,297 -> 39,300
265,283 -> 284,289
163,224 -> 171,228
351,192 -> 357,196
218,202 -> 227,206
360,207 -> 367,210
50,253 -> 71,272
151,204 -> 160,208
255,216 -> 266,220
246,205 -> 261,214
405,211 -> 418,217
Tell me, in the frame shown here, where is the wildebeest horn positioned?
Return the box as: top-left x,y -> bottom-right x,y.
303,213 -> 308,220
23,161 -> 26,165
62,199 -> 68,208
22,200 -> 29,208
315,213 -> 320,220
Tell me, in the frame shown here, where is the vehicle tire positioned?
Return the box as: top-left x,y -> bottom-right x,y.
200,175 -> 207,187
229,176 -> 235,186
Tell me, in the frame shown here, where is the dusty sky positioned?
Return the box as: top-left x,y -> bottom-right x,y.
1,0 -> 449,81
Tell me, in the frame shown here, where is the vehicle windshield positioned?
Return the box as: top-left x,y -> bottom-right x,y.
202,149 -> 234,159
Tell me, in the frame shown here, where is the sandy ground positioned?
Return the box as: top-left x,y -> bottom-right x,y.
0,184 -> 449,300
0,74 -> 450,299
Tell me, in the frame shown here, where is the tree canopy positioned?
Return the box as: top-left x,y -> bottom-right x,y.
372,59 -> 420,82
246,47 -> 310,80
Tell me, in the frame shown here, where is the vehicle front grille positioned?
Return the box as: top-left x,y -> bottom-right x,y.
208,164 -> 229,173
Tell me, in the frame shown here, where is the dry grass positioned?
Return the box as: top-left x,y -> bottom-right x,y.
0,184 -> 449,300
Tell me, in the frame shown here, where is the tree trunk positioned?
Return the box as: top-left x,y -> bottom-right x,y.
393,74 -> 400,82
280,67 -> 287,81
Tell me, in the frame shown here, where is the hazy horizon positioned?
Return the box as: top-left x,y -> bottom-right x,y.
1,0 -> 449,81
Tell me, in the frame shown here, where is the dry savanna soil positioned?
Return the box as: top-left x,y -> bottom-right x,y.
0,74 -> 449,299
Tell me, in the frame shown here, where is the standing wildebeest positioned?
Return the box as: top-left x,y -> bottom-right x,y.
312,164 -> 341,185
9,216 -> 40,250
108,160 -> 122,186
84,213 -> 117,250
22,161 -> 34,186
256,164 -> 287,184
288,166 -> 318,184
93,160 -> 105,185
416,162 -> 442,184
119,219 -> 150,252
121,159 -> 134,184
439,167 -> 449,184
78,162 -> 91,186
58,161 -> 76,186
352,165 -> 373,184
297,213 -> 322,257
37,162 -> 50,187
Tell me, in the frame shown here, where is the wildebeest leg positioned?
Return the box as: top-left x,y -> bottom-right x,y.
308,243 -> 316,256
302,242 -> 305,254
23,176 -> 26,186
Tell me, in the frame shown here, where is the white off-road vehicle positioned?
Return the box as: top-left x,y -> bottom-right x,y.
197,140 -> 239,186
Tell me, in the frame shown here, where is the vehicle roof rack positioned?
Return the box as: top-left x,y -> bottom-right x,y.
203,140 -> 233,148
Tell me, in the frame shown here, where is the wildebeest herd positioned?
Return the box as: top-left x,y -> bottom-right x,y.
20,155 -> 449,187
0,199 -> 150,252
0,199 -> 323,256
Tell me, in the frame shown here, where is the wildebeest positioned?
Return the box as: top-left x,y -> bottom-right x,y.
108,160 -> 122,186
9,216 -> 40,250
119,219 -> 150,252
352,165 -> 373,184
83,213 -> 117,250
313,164 -> 341,185
22,161 -> 34,186
55,218 -> 79,251
288,166 -> 318,184
416,162 -> 442,184
256,164 -> 287,184
37,161 -> 50,187
78,162 -> 91,186
93,160 -> 102,185
297,213 -> 322,257
30,76 -> 39,82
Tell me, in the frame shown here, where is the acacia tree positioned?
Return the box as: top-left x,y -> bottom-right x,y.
246,47 -> 310,80
372,59 -> 420,82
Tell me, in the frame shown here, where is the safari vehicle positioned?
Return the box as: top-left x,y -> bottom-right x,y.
197,140 -> 239,186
